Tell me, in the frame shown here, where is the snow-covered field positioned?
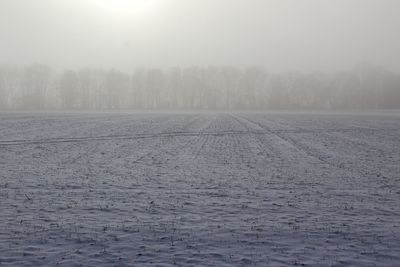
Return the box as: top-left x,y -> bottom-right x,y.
0,111 -> 400,266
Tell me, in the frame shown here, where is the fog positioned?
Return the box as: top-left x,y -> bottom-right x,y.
0,0 -> 400,109
2,0 -> 400,71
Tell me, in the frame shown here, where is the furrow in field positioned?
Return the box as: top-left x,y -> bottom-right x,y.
238,113 -> 360,176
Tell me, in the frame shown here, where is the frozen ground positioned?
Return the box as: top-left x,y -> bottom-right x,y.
0,111 -> 400,266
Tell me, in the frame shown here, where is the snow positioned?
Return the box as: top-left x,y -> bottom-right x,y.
0,111 -> 400,266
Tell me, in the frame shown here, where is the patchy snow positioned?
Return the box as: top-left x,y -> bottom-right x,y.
0,111 -> 400,266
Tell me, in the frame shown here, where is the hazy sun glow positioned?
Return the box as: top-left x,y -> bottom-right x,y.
91,0 -> 160,17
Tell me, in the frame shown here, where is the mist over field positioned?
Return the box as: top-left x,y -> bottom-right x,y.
1,0 -> 400,110
1,64 -> 400,110
1,1 -> 400,267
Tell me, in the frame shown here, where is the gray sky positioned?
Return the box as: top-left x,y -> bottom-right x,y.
1,0 -> 399,72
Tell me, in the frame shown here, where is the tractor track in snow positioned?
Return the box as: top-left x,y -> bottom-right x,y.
233,114 -> 362,176
3,127 -> 395,146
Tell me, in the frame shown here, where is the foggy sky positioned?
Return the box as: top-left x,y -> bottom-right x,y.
1,0 -> 400,72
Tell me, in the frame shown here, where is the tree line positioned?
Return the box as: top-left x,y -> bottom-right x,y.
0,64 -> 399,110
